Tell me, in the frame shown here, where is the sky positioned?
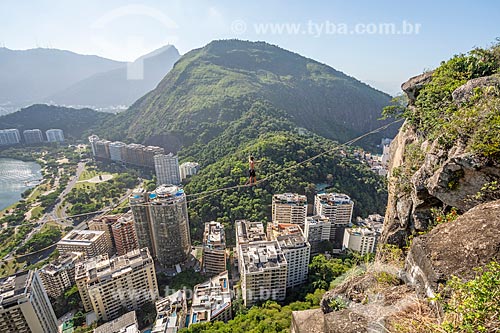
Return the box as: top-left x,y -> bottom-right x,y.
1,0 -> 499,95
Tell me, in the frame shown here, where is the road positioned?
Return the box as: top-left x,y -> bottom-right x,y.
3,162 -> 86,260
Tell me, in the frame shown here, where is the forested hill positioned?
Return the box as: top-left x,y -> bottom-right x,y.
97,39 -> 394,150
0,104 -> 112,139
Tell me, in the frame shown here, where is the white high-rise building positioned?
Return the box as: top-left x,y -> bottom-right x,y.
343,228 -> 379,255
0,270 -> 58,333
276,231 -> 310,288
0,129 -> 21,145
303,215 -> 332,254
45,129 -> 64,142
314,193 -> 354,251
272,193 -> 307,226
154,153 -> 181,185
23,129 -> 44,144
238,241 -> 287,306
179,162 -> 200,180
108,141 -> 126,161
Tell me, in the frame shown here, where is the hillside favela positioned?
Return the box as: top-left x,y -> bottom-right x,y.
0,2 -> 499,333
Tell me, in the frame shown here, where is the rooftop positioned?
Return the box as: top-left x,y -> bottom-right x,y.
239,241 -> 287,273
273,193 -> 307,205
203,221 -> 226,249
58,230 -> 105,246
0,270 -> 32,307
75,248 -> 153,283
277,233 -> 309,250
316,193 -> 353,206
153,290 -> 187,333
150,184 -> 185,204
305,215 -> 331,225
94,311 -> 138,333
39,252 -> 83,275
236,220 -> 267,245
190,271 -> 231,325
346,227 -> 378,237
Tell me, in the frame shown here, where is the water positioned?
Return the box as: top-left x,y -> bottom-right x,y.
0,158 -> 42,211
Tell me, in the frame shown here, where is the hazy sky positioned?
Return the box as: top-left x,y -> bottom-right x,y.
1,0 -> 499,95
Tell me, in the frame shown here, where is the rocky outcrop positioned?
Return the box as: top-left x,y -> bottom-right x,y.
406,200 -> 500,298
452,74 -> 500,105
380,73 -> 500,248
401,71 -> 434,103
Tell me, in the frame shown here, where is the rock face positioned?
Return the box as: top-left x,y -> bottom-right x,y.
380,74 -> 500,248
452,74 -> 500,105
406,200 -> 500,298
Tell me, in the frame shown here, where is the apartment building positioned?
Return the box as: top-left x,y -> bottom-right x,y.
343,228 -> 379,255
202,221 -> 227,276
22,129 -> 43,144
152,290 -> 187,333
57,230 -> 112,258
38,252 -> 83,298
88,215 -> 119,253
112,213 -> 140,256
235,220 -> 267,248
238,241 -> 287,306
0,270 -> 58,333
275,230 -> 310,288
45,129 -> 64,142
314,193 -> 354,250
179,162 -> 200,181
130,185 -> 191,267
108,141 -> 126,162
272,193 -> 307,226
154,153 -> 181,185
0,129 -> 21,145
75,248 -> 159,321
188,271 -> 232,326
303,215 -> 332,254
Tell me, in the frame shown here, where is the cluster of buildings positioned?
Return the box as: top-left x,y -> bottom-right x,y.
88,135 -> 200,184
0,128 -> 64,145
0,183 -> 383,332
352,138 -> 392,177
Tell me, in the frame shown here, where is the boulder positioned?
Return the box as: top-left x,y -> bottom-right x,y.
406,200 -> 500,298
452,74 -> 500,105
401,71 -> 434,104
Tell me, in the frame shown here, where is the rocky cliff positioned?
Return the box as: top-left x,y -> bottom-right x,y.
293,44 -> 500,333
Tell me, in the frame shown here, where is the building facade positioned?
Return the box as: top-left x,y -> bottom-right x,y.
112,213 -> 140,256
57,230 -> 112,258
188,271 -> 232,326
94,311 -> 139,333
238,241 -> 287,306
22,129 -> 43,144
45,129 -> 64,142
129,185 -> 191,267
108,141 -> 126,162
343,228 -> 379,255
272,193 -> 307,226
152,290 -> 187,333
38,252 -> 83,298
179,162 -> 200,181
154,153 -> 181,185
0,129 -> 21,145
303,215 -> 332,254
314,193 -> 354,250
276,231 -> 310,289
75,248 -> 159,321
202,221 -> 227,276
0,270 -> 58,333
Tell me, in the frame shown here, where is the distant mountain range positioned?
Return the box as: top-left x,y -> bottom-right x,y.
0,45 -> 180,112
97,40 -> 394,150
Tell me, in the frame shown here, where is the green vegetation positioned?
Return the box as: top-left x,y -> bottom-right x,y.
65,172 -> 139,216
441,261 -> 500,333
0,104 -> 112,139
183,113 -> 387,243
97,40 -> 393,151
383,44 -> 500,158
181,254 -> 365,333
16,226 -> 61,255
